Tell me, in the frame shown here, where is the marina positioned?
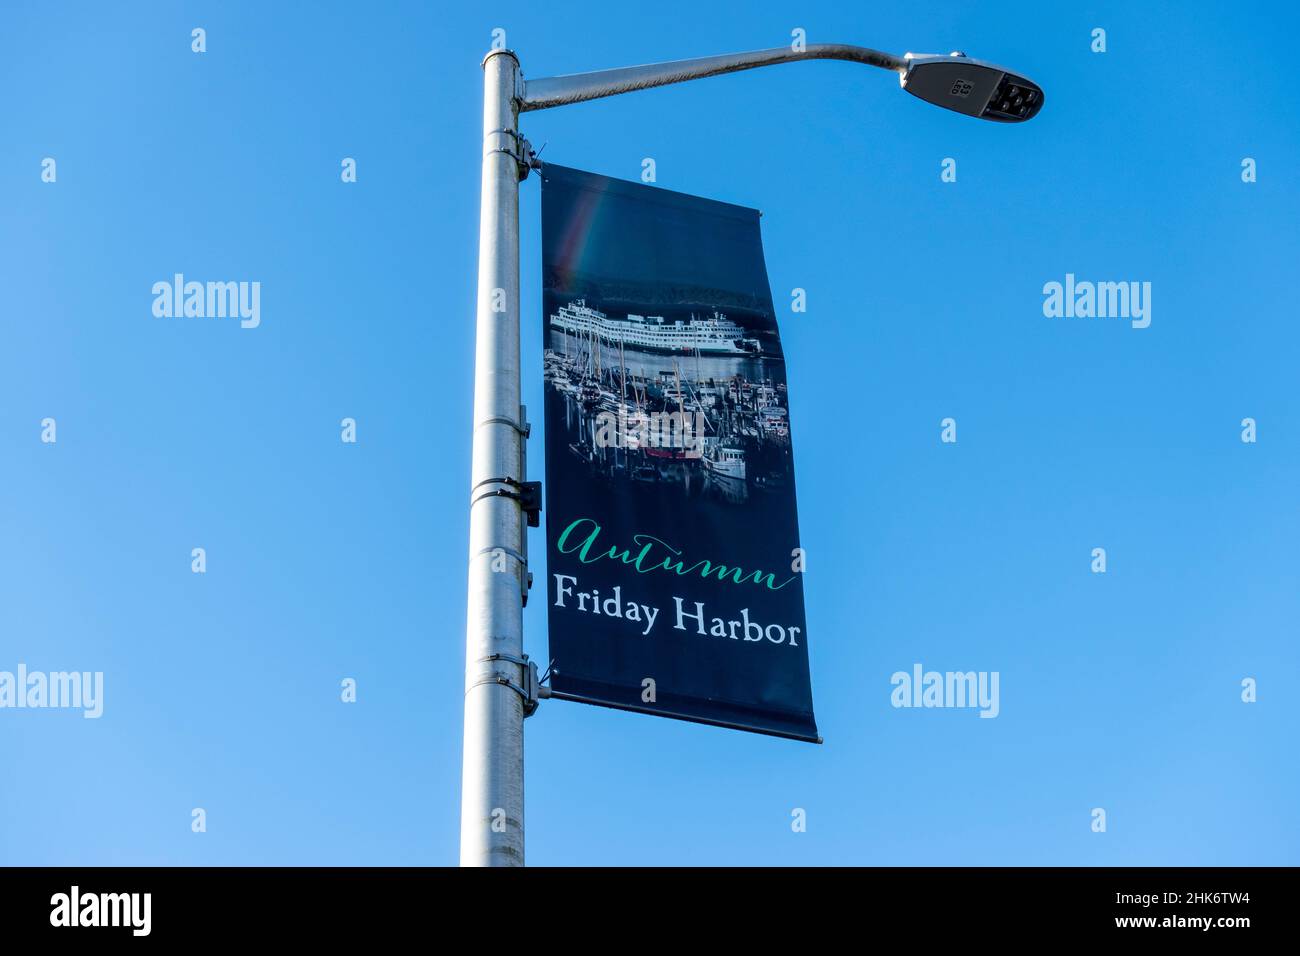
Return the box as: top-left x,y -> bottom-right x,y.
545,299 -> 793,504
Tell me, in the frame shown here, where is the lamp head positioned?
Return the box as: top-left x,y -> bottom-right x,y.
900,52 -> 1043,122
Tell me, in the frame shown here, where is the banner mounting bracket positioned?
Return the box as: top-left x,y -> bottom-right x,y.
469,653 -> 552,717
486,128 -> 542,181
477,414 -> 531,438
470,476 -> 541,528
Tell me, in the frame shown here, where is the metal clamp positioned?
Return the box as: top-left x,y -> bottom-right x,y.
467,653 -> 551,717
476,414 -> 531,438
472,543 -> 534,606
470,476 -> 542,528
485,127 -> 542,182
474,543 -> 527,566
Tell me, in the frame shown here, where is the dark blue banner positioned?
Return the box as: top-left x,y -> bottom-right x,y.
540,164 -> 818,743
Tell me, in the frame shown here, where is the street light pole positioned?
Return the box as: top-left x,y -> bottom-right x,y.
461,42 -> 1043,866
461,48 -> 525,868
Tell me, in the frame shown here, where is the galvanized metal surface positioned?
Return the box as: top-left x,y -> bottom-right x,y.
521,44 -> 906,111
460,48 -> 526,867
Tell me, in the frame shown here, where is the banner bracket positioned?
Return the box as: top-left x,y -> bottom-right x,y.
476,414 -> 531,438
468,653 -> 551,717
470,476 -> 542,528
486,128 -> 542,182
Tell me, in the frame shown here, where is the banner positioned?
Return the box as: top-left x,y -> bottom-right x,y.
540,164 -> 818,743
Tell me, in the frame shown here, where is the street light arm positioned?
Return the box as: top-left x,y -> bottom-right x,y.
520,43 -> 906,112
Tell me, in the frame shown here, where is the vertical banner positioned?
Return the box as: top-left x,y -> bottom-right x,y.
540,165 -> 818,743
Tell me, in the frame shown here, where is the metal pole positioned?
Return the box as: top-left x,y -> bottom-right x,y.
461,48 -> 525,867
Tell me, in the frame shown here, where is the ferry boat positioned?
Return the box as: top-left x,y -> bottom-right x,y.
551,300 -> 761,355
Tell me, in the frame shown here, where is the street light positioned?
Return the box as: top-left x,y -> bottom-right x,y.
461,42 -> 1046,867
520,45 -> 1044,120
899,52 -> 1044,122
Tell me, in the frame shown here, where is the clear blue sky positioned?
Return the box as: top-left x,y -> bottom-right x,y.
2,0 -> 1296,865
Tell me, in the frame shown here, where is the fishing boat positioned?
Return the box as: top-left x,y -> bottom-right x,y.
703,442 -> 747,481
757,405 -> 790,441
